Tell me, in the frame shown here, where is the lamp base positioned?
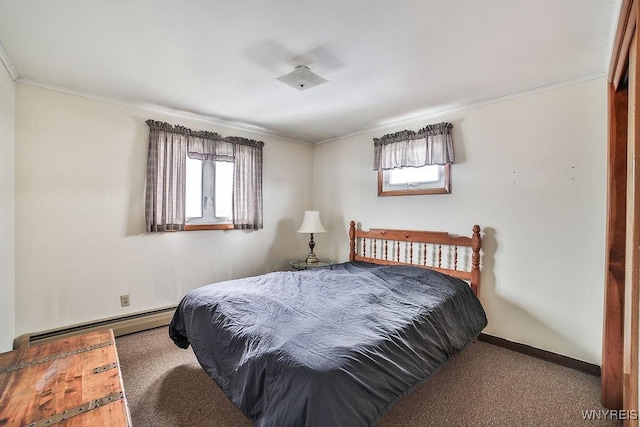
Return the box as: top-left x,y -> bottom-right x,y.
306,233 -> 319,263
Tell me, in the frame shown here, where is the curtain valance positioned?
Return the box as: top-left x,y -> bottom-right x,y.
187,136 -> 235,162
146,120 -> 264,162
226,136 -> 265,148
373,122 -> 454,170
146,120 -> 224,140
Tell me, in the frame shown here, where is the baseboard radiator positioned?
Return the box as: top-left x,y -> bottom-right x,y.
13,306 -> 177,349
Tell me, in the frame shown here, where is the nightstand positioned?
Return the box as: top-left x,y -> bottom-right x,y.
288,258 -> 334,270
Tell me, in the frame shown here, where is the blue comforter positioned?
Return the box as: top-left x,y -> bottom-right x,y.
169,261 -> 487,426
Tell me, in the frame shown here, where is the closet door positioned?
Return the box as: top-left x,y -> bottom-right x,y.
604,74 -> 628,411
604,1 -> 640,417
625,29 -> 640,427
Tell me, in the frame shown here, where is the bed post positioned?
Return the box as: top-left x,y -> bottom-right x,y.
349,221 -> 356,261
471,225 -> 481,296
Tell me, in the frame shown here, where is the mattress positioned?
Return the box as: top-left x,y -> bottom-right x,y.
169,261 -> 487,426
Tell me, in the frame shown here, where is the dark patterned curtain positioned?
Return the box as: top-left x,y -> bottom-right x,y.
145,120 -> 188,232
228,137 -> 264,230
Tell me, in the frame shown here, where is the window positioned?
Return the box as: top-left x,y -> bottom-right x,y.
378,164 -> 450,196
185,159 -> 233,228
145,120 -> 264,232
372,122 -> 454,197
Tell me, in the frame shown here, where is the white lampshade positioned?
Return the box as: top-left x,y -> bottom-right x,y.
297,211 -> 326,234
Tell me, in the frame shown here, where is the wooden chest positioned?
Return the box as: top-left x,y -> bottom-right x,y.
0,329 -> 131,426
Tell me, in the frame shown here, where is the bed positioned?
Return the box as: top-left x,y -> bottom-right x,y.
169,221 -> 487,426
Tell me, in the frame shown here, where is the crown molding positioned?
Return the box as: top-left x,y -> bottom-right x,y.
0,42 -> 18,80
15,77 -> 310,145
314,72 -> 606,145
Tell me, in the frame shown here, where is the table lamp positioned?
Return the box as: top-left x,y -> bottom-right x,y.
297,210 -> 326,263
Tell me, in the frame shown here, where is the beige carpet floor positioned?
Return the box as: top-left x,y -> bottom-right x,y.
116,327 -> 620,426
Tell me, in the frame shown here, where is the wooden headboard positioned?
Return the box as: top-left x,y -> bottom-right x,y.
348,221 -> 481,295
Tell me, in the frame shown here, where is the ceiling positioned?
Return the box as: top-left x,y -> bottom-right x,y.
0,1 -> 619,143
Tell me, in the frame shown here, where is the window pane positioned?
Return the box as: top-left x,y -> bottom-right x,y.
389,165 -> 440,184
215,161 -> 234,219
185,158 -> 203,218
202,160 -> 215,218
379,164 -> 450,196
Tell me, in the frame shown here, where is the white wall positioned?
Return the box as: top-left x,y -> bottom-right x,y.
11,78 -> 609,365
313,78 -> 607,364
0,65 -> 15,351
15,84 -> 313,336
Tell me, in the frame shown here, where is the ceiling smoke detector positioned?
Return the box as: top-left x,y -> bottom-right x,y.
277,65 -> 327,90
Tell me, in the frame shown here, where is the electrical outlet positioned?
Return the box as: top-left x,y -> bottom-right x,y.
120,294 -> 130,307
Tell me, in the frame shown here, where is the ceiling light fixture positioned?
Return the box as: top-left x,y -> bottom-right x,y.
277,65 -> 327,91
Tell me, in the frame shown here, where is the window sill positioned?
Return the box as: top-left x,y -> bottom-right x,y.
185,223 -> 234,231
